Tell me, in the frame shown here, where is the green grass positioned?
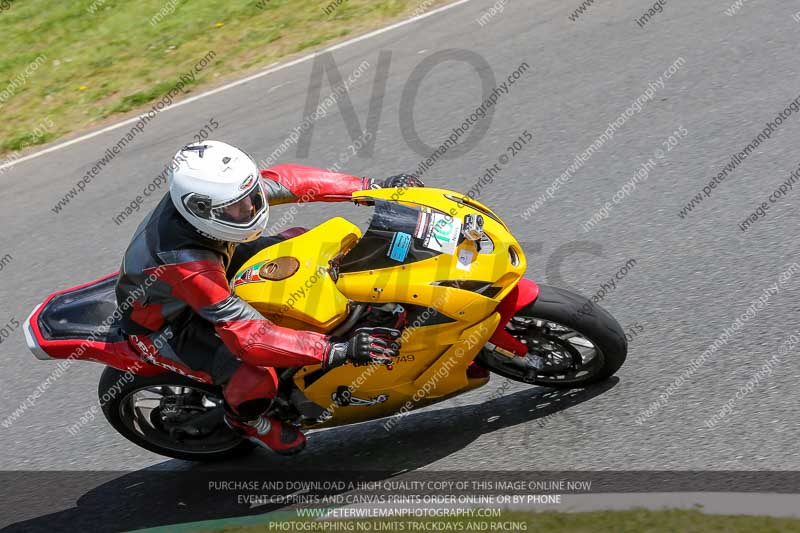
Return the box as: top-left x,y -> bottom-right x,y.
206,509 -> 800,533
0,0 -> 451,155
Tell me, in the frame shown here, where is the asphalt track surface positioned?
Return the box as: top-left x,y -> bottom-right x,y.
2,0 -> 800,529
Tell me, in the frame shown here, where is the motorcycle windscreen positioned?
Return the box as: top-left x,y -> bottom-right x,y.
339,199 -> 463,273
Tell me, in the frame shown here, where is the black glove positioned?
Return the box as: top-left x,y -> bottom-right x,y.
380,173 -> 425,189
323,327 -> 402,369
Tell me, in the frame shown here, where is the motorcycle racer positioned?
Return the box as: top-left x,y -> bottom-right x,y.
115,140 -> 424,455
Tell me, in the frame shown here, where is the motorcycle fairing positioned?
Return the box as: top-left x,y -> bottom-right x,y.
248,189 -> 529,428
293,311 -> 501,427
340,188 -> 527,322
24,273 -> 162,375
489,278 -> 541,356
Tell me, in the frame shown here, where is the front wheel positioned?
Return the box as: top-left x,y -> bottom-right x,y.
99,368 -> 254,461
477,284 -> 627,388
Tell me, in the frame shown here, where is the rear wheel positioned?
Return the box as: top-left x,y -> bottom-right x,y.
478,284 -> 627,388
99,368 -> 254,461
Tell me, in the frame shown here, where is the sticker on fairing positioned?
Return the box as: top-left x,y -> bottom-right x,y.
422,212 -> 462,255
387,232 -> 412,262
233,260 -> 267,286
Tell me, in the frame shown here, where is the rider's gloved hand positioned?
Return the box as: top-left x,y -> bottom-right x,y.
381,173 -> 425,189
323,327 -> 402,369
364,174 -> 425,190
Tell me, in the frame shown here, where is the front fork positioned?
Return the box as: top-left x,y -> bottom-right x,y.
487,278 -> 540,357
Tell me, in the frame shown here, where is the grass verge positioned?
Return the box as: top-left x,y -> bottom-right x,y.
0,0 -> 450,157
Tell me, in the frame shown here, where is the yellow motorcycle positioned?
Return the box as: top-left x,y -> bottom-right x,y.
25,188 -> 627,460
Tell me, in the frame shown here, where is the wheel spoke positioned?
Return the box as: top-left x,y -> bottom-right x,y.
132,398 -> 161,410
568,336 -> 594,348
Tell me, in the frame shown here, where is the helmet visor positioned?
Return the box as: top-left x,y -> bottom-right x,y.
211,181 -> 267,227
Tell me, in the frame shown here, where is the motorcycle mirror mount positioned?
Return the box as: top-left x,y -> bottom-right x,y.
462,214 -> 484,241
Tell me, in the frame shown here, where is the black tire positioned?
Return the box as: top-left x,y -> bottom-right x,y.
99,367 -> 254,461
478,284 -> 627,388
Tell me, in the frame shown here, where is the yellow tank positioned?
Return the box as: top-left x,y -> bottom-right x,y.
232,218 -> 361,333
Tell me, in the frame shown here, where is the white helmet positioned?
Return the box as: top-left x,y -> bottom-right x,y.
168,141 -> 269,243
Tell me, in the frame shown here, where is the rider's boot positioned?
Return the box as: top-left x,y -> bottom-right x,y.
223,363 -> 305,455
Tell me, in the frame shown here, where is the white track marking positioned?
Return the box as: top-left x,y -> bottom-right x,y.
0,0 -> 473,172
